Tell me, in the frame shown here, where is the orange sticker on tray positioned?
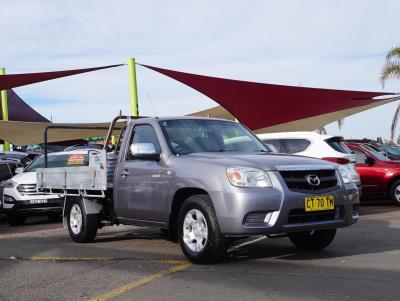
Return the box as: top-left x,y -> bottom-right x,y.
67,154 -> 85,165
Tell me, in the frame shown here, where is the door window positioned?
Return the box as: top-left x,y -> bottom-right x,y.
127,125 -> 160,159
283,139 -> 311,154
8,163 -> 17,175
352,149 -> 367,164
0,164 -> 12,181
262,139 -> 284,153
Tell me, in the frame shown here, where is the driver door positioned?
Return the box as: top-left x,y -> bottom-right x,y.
115,124 -> 168,224
351,148 -> 383,193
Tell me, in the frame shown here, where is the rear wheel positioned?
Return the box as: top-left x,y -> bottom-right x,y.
389,179 -> 400,206
288,229 -> 337,250
178,194 -> 226,264
66,198 -> 98,243
6,214 -> 26,226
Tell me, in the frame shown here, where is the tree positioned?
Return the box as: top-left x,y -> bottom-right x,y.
380,46 -> 400,142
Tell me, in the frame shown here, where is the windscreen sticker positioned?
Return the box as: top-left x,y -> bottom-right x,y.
67,154 -> 85,165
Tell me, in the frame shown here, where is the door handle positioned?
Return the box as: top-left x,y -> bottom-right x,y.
120,170 -> 130,177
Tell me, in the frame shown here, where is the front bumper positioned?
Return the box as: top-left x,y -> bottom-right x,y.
0,195 -> 63,215
211,178 -> 359,236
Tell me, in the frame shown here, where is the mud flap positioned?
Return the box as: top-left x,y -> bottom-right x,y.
62,196 -> 103,228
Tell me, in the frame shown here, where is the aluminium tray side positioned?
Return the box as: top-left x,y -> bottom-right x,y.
37,150 -> 108,192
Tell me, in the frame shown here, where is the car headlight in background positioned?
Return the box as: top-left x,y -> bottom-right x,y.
4,180 -> 17,188
227,166 -> 272,188
338,165 -> 351,184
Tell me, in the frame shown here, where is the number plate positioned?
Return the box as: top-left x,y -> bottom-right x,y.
30,199 -> 48,204
305,196 -> 334,212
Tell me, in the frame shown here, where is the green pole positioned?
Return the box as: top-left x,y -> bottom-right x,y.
0,68 -> 10,151
128,58 -> 139,116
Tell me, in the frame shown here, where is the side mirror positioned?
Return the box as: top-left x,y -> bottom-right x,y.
15,167 -> 24,174
129,143 -> 160,161
365,156 -> 375,165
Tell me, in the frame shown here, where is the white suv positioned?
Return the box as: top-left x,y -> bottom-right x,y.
257,132 -> 361,190
1,150 -> 92,226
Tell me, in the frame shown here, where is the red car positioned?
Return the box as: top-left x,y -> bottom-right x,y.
345,142 -> 400,205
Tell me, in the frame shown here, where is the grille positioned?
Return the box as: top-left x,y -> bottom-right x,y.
279,169 -> 338,192
243,211 -> 270,225
17,184 -> 37,195
287,206 -> 342,224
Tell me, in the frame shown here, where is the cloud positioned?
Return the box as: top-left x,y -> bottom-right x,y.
1,0 -> 400,139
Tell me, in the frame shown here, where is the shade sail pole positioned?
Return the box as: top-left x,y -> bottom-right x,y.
0,68 -> 10,151
128,58 -> 139,116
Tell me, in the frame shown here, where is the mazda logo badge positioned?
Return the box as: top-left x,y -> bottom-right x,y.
305,174 -> 320,186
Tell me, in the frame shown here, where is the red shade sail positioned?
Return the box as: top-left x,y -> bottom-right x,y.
3,90 -> 49,122
0,64 -> 124,90
141,64 -> 396,131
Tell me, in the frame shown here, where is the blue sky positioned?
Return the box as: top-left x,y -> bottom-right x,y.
1,0 -> 400,139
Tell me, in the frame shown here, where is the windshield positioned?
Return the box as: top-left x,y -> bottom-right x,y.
363,144 -> 387,155
360,145 -> 391,161
25,153 -> 89,172
159,119 -> 268,155
381,144 -> 400,155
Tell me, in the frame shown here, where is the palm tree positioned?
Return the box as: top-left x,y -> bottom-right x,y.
380,46 -> 400,142
316,125 -> 327,135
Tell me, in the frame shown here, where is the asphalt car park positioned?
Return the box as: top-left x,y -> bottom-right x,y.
0,203 -> 399,301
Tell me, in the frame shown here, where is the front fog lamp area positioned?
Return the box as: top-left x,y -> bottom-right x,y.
3,195 -> 15,204
227,167 -> 272,188
338,165 -> 351,184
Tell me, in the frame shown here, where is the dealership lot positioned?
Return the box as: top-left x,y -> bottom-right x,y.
0,205 -> 399,301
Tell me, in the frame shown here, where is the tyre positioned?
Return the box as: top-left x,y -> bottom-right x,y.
389,179 -> 400,206
177,194 -> 226,264
288,229 -> 337,250
6,214 -> 26,226
66,198 -> 98,243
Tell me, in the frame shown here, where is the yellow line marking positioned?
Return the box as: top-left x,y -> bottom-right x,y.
24,256 -> 115,262
88,261 -> 192,301
0,256 -> 186,265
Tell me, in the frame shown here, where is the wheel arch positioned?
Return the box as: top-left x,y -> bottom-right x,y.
168,187 -> 209,242
387,174 -> 400,194
63,196 -> 104,228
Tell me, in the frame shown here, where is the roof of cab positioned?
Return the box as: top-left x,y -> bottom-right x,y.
135,116 -> 236,123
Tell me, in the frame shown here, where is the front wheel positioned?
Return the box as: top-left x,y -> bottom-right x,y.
389,179 -> 400,206
288,229 -> 337,250
178,194 -> 226,264
66,198 -> 98,243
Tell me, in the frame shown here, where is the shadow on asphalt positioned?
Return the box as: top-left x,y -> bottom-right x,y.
227,214 -> 400,263
1,204 -> 400,300
1,208 -> 397,264
1,203 -> 399,262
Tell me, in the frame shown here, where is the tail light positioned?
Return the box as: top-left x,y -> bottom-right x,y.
322,157 -> 350,165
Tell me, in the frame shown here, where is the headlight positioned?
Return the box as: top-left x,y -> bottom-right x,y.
4,180 -> 17,188
227,166 -> 272,188
338,165 -> 351,184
